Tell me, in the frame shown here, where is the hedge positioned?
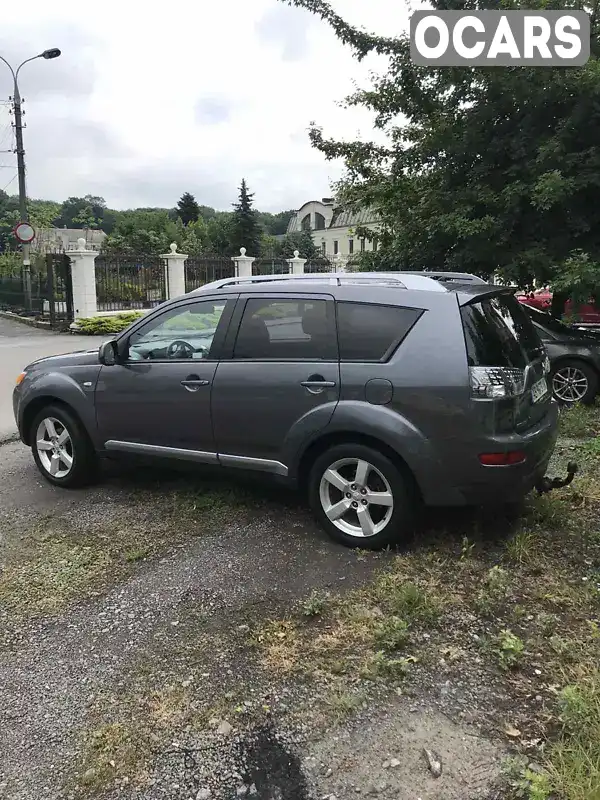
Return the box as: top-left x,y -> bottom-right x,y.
75,312 -> 144,335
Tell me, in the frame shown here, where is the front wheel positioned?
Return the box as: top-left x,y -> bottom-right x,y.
31,404 -> 98,487
551,360 -> 598,406
308,443 -> 415,550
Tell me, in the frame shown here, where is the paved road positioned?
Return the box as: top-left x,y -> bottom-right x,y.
0,317 -> 104,442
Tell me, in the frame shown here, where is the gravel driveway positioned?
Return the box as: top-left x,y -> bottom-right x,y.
0,442 -> 505,800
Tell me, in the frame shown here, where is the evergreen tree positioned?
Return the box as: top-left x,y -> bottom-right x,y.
176,192 -> 200,226
230,179 -> 261,256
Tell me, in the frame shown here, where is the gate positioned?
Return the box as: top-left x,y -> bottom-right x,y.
95,255 -> 167,312
46,253 -> 74,329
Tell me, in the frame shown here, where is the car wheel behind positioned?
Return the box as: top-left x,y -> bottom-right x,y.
551,359 -> 598,406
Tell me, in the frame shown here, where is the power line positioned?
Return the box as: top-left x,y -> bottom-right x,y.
2,173 -> 17,191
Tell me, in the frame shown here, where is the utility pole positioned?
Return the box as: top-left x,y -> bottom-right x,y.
0,49 -> 61,310
11,80 -> 31,306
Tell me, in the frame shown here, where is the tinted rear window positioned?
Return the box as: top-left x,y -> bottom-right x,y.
337,302 -> 422,361
461,294 -> 542,368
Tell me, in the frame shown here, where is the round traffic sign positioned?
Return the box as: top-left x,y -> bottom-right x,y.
14,222 -> 35,244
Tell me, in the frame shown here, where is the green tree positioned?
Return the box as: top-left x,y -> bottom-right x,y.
54,195 -> 108,230
258,209 -> 295,236
280,0 -> 600,295
176,192 -> 201,225
230,179 -> 261,256
278,229 -> 318,259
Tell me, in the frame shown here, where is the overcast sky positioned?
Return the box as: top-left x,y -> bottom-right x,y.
0,0 -> 412,213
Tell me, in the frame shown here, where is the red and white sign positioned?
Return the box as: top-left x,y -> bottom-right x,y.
13,222 -> 35,244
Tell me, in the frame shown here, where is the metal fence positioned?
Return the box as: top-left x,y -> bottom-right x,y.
185,255 -> 234,293
305,257 -> 334,273
45,253 -> 73,328
252,254 -> 290,276
95,255 -> 167,312
0,254 -> 73,327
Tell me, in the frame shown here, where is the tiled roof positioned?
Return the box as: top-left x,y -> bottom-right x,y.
329,207 -> 380,228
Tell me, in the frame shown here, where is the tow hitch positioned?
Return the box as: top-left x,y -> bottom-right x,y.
535,461 -> 578,495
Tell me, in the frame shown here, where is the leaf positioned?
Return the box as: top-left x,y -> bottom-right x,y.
504,723 -> 522,738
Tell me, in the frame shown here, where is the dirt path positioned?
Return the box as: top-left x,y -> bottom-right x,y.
0,443 -> 508,800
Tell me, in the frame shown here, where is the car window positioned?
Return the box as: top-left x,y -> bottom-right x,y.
127,300 -> 227,361
461,294 -> 542,368
233,298 -> 336,360
337,302 -> 423,361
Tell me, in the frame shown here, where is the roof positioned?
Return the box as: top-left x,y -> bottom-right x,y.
329,207 -> 380,229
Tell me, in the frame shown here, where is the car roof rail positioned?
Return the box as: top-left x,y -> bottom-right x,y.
195,273 -> 410,291
397,270 -> 488,285
193,272 -> 456,293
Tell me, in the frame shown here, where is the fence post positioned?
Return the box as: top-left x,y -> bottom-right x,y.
232,247 -> 254,278
286,249 -> 307,275
68,238 -> 98,319
160,242 -> 188,299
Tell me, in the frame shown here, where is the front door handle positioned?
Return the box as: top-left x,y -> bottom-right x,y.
181,376 -> 210,392
301,375 -> 336,394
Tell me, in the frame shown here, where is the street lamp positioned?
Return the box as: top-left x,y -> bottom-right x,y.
0,48 -> 61,309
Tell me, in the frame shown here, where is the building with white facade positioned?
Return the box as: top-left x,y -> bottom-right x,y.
31,227 -> 107,255
286,198 -> 380,264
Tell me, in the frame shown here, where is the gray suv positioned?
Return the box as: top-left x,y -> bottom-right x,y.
13,272 -> 560,549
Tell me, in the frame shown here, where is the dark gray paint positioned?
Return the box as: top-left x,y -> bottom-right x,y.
13,274 -> 559,508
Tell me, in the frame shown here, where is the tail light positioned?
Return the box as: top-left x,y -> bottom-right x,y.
479,451 -> 526,466
469,367 -> 525,399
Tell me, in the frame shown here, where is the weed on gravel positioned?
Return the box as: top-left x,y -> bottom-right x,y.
0,477 -> 262,639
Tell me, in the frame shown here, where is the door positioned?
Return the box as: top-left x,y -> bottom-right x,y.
95,296 -> 234,459
211,294 -> 340,470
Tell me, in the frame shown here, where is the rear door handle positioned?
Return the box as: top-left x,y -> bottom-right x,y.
181,378 -> 210,392
301,376 -> 336,394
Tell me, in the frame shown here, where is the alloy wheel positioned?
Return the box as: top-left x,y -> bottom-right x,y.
319,457 -> 394,538
35,417 -> 74,479
552,367 -> 589,403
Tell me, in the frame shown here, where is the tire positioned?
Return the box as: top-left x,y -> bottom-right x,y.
551,359 -> 598,406
30,403 -> 98,488
308,443 -> 415,550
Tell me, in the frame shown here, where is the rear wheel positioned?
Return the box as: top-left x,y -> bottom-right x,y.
31,404 -> 98,487
551,360 -> 598,405
308,443 -> 415,550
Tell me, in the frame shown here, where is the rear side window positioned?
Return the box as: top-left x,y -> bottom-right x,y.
233,298 -> 337,360
337,302 -> 423,362
461,294 -> 542,368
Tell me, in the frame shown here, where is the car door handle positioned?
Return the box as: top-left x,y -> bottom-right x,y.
301,376 -> 336,394
181,378 -> 210,391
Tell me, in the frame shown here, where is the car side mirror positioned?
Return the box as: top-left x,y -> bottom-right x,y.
98,340 -> 119,366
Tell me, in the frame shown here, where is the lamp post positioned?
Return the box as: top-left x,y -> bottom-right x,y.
0,48 -> 61,310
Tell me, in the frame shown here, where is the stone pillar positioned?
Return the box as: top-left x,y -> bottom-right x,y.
160,242 -> 188,299
287,249 -> 307,275
232,247 -> 255,278
68,238 -> 99,319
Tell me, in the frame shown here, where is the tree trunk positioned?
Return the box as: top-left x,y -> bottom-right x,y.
550,290 -> 568,319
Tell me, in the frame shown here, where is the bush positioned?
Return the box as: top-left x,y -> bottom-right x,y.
75,313 -> 144,335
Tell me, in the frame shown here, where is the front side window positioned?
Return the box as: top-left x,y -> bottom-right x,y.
127,300 -> 227,361
234,298 -> 336,360
337,302 -> 423,361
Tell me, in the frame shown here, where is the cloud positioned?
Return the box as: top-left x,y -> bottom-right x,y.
0,0 -> 404,212
255,4 -> 313,62
195,96 -> 231,125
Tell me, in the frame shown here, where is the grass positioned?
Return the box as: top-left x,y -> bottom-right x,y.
558,402 -> 600,438
0,478 -> 259,632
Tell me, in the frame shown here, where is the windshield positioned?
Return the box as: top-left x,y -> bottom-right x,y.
461,293 -> 542,368
522,304 -> 581,336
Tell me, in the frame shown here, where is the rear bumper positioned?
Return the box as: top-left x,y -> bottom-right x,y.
434,402 -> 560,506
